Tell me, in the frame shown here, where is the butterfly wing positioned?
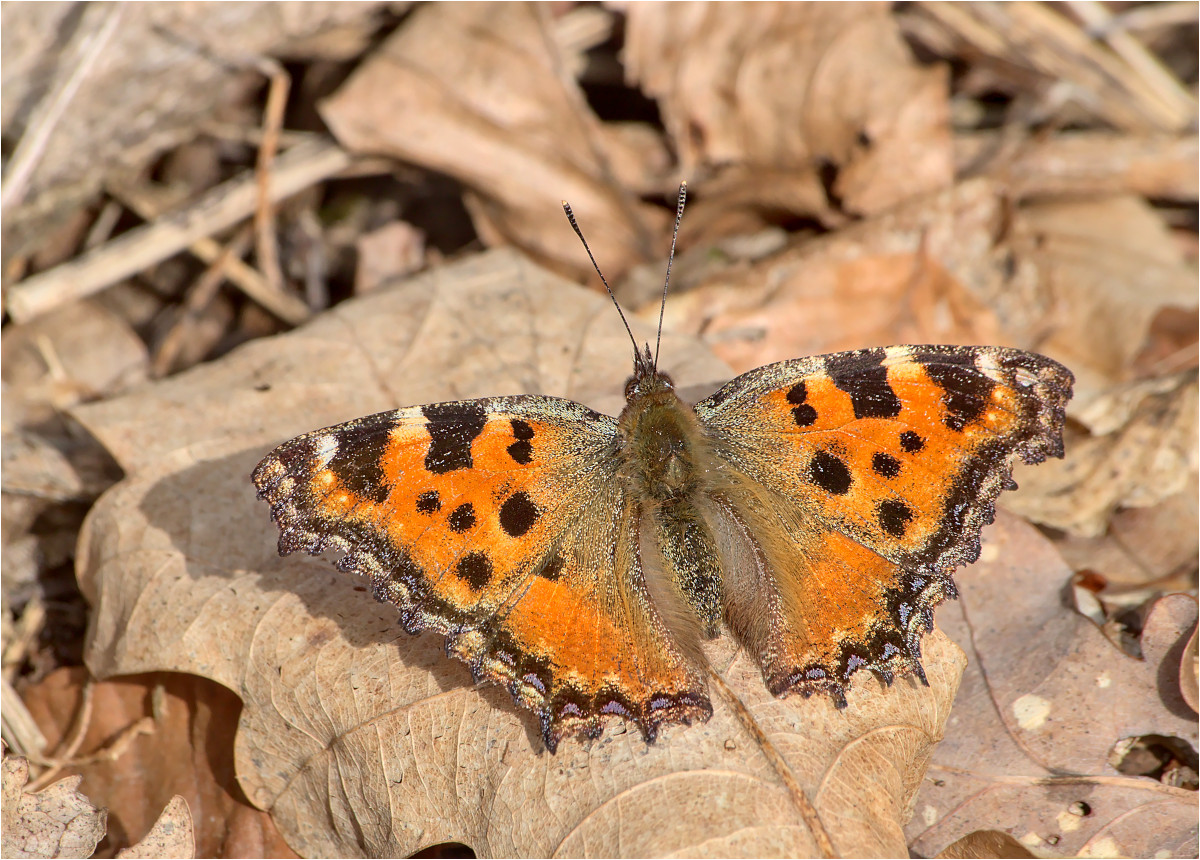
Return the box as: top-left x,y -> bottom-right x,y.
694,345 -> 1073,702
253,396 -> 710,751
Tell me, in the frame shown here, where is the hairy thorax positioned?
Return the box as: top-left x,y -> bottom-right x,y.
618,371 -> 710,501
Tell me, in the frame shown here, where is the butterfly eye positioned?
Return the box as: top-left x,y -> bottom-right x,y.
624,376 -> 638,399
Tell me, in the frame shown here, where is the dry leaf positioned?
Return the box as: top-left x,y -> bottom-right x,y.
355,221 -> 426,294
936,829 -> 1035,859
71,250 -> 973,856
953,131 -> 1199,203
18,669 -> 295,860
1,2 -> 392,257
623,3 -> 952,223
116,796 -> 194,860
1,750 -> 107,860
1182,626 -> 1199,715
321,4 -> 668,282
655,178 -> 1034,375
1005,375 -> 1197,536
1,299 -> 149,420
1051,474 -> 1198,615
1018,195 -> 1197,408
907,513 -> 1199,858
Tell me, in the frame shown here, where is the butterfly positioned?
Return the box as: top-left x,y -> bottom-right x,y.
252,184 -> 1073,753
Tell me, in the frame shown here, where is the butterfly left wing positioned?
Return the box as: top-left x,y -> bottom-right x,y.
694,345 -> 1072,703
253,396 -> 710,751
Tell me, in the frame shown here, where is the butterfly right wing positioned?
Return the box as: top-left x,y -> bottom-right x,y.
694,345 -> 1072,703
253,395 -> 710,751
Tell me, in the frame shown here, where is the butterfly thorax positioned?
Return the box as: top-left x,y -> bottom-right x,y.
618,369 -> 709,503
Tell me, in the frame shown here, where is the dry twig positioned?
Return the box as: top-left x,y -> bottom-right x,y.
151,225 -> 256,377
252,58 -> 292,297
6,138 -> 350,324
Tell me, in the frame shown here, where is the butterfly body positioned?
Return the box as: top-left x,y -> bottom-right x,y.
254,334 -> 1072,752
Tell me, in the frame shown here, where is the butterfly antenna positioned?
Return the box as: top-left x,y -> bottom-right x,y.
654,181 -> 687,373
562,200 -> 641,363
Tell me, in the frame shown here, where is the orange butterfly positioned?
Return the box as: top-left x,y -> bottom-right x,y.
253,185 -> 1072,753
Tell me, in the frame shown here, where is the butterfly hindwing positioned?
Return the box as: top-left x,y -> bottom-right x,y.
694,345 -> 1073,699
252,396 -> 710,751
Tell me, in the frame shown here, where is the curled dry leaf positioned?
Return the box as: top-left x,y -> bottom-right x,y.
1,750 -> 107,860
1017,195 -> 1197,410
623,3 -> 952,226
116,795 -> 194,860
936,829 -> 1035,859
656,178 -> 1026,375
71,250 -> 971,857
1182,625 -> 1199,715
1006,375 -> 1197,536
320,3 -> 666,283
908,513 -> 1199,858
18,668 -> 294,859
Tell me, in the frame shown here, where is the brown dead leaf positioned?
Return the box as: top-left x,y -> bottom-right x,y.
1018,195 -> 1198,408
907,513 -> 1198,858
656,178 -> 1031,375
1050,474 -> 1198,631
69,250 -> 975,856
1,749 -> 107,860
953,131 -> 1199,203
2,3 -> 393,258
321,4 -> 667,283
623,3 -> 952,229
116,795 -> 194,860
1005,375 -> 1197,536
1,299 -> 149,420
18,668 -> 294,859
936,829 -> 1034,859
355,221 -> 426,295
1182,626 -> 1199,715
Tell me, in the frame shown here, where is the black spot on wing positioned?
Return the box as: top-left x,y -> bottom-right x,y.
416,490 -> 441,514
878,499 -> 915,538
913,351 -> 995,432
507,418 -> 535,465
456,551 -> 493,591
422,402 -> 488,474
809,450 -> 852,495
499,491 -> 540,538
825,349 -> 902,420
786,381 -> 818,427
872,451 -> 901,478
900,430 -> 925,453
448,502 -> 476,533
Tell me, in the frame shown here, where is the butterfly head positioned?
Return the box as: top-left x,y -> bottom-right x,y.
625,343 -> 675,401
565,183 -> 689,407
